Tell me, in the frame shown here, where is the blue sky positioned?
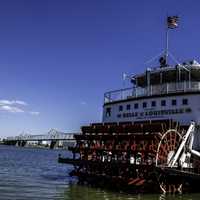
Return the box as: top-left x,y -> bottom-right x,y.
0,0 -> 200,137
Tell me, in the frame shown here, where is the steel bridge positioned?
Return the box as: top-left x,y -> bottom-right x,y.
4,129 -> 77,149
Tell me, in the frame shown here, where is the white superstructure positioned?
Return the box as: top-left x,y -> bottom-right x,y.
103,60 -> 200,126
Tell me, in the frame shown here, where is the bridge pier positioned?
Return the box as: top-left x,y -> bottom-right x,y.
21,141 -> 27,147
50,140 -> 59,149
15,141 -> 20,147
15,140 -> 27,147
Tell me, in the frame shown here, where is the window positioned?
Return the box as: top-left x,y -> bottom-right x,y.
134,103 -> 138,109
143,102 -> 147,108
182,99 -> 188,105
151,101 -> 156,107
161,100 -> 166,106
126,104 -> 131,110
119,105 -> 123,111
172,99 -> 176,106
106,107 -> 111,117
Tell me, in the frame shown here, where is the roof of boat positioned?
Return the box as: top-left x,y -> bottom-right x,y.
132,60 -> 200,78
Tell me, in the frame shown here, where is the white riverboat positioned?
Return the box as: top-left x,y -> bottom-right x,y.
62,16 -> 200,194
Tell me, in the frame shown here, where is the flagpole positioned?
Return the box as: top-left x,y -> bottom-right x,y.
165,18 -> 169,65
165,15 -> 179,65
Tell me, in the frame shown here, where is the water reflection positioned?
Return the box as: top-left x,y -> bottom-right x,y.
63,184 -> 200,200
63,185 -> 139,200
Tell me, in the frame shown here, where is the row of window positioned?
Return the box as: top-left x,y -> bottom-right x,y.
118,98 -> 188,111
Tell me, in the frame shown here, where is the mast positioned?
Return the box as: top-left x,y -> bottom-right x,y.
165,23 -> 169,65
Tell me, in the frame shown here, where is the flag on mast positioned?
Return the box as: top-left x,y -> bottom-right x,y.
167,16 -> 179,29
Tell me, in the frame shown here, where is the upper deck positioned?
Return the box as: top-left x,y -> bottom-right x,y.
104,60 -> 200,104
104,81 -> 200,104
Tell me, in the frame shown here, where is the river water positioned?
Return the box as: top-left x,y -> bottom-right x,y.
0,145 -> 199,200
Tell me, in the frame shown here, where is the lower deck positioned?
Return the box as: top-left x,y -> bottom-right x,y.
59,119 -> 200,193
59,157 -> 200,193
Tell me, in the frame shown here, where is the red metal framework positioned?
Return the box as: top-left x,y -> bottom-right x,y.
60,119 -> 193,193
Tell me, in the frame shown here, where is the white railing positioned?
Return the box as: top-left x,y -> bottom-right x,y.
104,81 -> 200,103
